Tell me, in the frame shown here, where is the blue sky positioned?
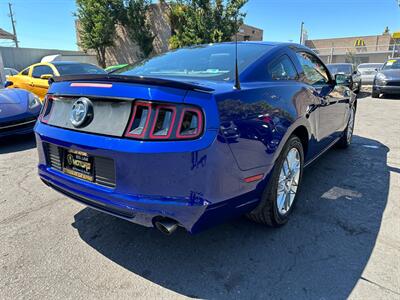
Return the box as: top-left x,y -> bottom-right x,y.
0,0 -> 399,50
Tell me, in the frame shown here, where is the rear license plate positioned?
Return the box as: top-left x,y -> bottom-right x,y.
63,149 -> 94,182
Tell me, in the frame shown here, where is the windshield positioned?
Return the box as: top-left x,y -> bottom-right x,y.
56,63 -> 106,76
327,64 -> 352,75
382,59 -> 400,70
115,43 -> 272,81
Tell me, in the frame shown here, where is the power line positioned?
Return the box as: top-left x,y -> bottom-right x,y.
8,2 -> 19,48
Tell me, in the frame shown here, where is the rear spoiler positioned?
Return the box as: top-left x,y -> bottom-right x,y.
50,74 -> 214,93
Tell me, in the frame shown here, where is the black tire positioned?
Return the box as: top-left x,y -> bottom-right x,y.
247,135 -> 304,227
371,89 -> 379,98
337,105 -> 356,148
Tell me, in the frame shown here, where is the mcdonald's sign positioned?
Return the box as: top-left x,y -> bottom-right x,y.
354,39 -> 366,47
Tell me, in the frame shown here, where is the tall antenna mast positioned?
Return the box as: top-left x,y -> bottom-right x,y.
8,3 -> 19,48
234,16 -> 241,90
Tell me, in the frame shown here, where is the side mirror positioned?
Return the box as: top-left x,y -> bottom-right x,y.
335,74 -> 350,85
40,74 -> 53,80
353,70 -> 358,75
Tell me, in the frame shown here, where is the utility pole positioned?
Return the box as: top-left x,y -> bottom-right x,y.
8,3 -> 19,48
299,21 -> 304,45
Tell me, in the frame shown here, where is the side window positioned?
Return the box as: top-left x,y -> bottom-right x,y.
32,65 -> 54,79
296,52 -> 330,85
268,55 -> 298,80
21,68 -> 30,76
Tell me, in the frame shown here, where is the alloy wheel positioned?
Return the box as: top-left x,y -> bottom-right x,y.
276,148 -> 301,215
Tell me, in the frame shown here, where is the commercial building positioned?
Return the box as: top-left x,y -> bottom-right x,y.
237,24 -> 263,42
305,30 -> 399,65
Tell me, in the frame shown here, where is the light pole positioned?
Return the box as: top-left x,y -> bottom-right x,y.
299,22 -> 304,44
8,3 -> 19,48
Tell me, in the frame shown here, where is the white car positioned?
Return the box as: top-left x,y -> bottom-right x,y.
4,67 -> 19,79
358,63 -> 383,85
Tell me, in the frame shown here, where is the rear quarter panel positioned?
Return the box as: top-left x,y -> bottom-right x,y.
215,81 -> 317,171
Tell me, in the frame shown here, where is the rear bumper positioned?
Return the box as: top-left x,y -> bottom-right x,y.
39,168 -> 209,230
360,75 -> 375,85
35,123 -> 270,233
373,85 -> 400,95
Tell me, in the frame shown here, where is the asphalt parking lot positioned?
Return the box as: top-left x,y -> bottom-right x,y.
0,93 -> 399,299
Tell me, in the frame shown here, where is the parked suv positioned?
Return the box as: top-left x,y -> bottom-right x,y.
372,58 -> 400,98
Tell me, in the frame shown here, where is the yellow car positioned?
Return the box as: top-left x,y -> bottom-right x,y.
6,61 -> 106,100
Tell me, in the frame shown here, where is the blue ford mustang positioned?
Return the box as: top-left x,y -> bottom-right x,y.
0,88 -> 41,138
34,42 -> 356,234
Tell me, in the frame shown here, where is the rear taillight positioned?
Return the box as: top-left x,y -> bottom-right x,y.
39,95 -> 54,124
176,108 -> 203,138
125,102 -> 152,138
125,101 -> 203,140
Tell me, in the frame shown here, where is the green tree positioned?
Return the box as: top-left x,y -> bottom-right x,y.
123,0 -> 155,58
168,0 -> 248,49
76,0 -> 124,67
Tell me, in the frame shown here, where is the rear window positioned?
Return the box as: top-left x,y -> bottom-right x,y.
116,43 -> 272,82
55,63 -> 106,76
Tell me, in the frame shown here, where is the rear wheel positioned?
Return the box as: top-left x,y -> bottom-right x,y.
371,89 -> 379,98
355,84 -> 361,94
247,136 -> 304,227
337,105 -> 356,148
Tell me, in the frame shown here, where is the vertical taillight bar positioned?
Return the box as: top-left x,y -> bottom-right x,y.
39,95 -> 54,124
149,105 -> 177,139
125,102 -> 152,138
176,107 -> 203,139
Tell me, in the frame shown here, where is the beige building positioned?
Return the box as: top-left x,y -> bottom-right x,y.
305,32 -> 398,64
237,24 -> 263,41
76,3 -> 263,67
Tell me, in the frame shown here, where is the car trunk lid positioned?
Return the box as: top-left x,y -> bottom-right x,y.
45,76 -> 213,137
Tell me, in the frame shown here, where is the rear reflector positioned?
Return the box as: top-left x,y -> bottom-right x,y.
244,174 -> 264,183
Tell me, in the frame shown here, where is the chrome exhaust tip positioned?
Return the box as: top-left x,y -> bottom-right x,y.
154,219 -> 179,235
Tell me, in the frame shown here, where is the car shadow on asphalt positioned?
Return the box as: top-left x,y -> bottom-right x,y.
72,135 -> 390,299
0,134 -> 36,154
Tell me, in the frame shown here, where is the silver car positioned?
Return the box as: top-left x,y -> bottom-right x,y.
358,63 -> 383,85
